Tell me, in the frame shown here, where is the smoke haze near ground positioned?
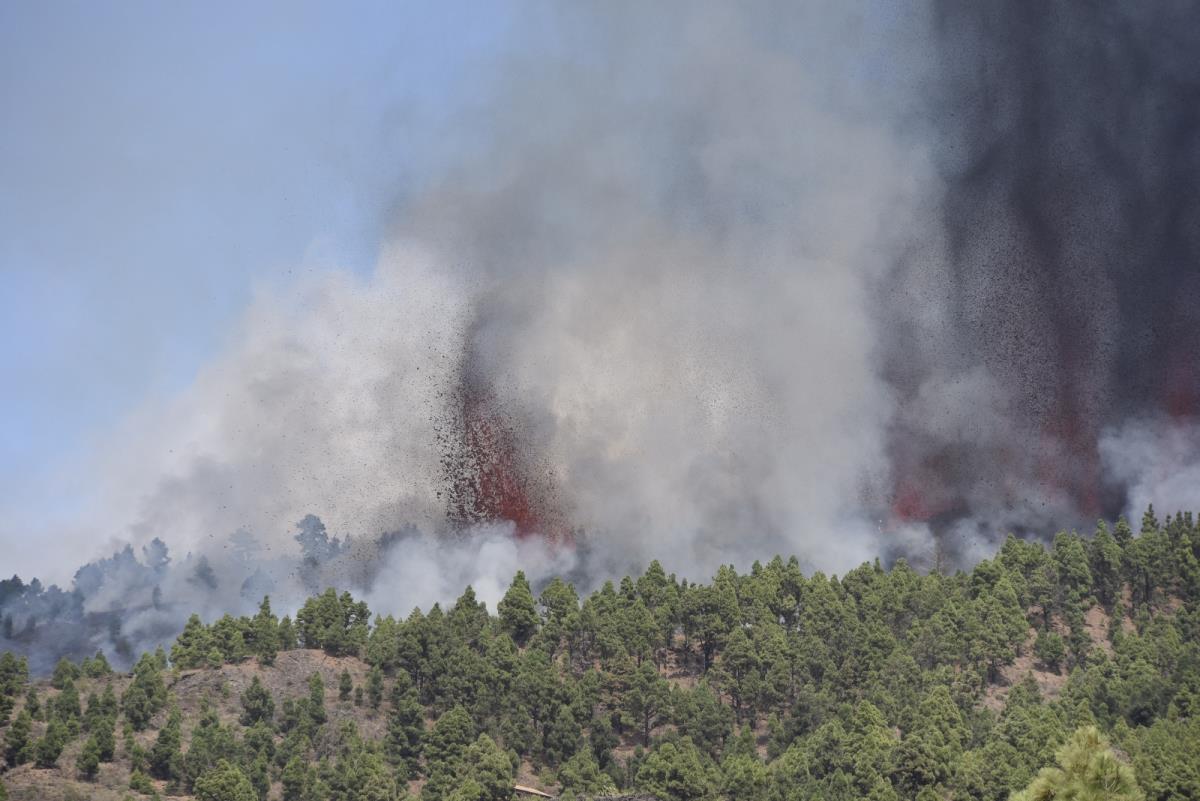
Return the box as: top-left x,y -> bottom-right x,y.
5,1 -> 1200,669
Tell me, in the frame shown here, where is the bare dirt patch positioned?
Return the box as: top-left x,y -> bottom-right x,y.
982,626 -> 1068,712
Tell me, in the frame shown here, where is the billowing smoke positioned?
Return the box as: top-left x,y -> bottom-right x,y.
880,2 -> 1200,557
80,2 -> 935,575
5,1 -> 1200,670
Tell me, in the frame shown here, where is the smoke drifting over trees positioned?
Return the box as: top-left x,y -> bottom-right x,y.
5,2 -> 1200,669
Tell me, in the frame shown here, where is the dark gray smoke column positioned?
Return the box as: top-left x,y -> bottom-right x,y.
884,3 -> 1200,540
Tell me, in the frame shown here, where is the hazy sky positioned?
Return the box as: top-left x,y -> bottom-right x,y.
0,1 -> 519,577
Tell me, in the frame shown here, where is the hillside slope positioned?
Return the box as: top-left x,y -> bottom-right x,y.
1,513 -> 1199,801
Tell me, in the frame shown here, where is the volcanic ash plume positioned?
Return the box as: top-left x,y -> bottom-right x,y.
68,1 -> 938,589
10,2 -> 1200,669
879,2 -> 1200,552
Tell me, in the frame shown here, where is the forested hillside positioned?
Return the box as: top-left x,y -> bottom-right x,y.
2,508 -> 1199,801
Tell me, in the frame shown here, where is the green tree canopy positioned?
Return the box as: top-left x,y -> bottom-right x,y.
498,571 -> 539,645
1011,726 -> 1143,801
193,759 -> 258,801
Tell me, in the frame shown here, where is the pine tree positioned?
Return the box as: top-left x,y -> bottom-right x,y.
253,596 -> 279,666
1141,505 -> 1159,535
717,627 -> 760,723
240,675 -> 275,727
1113,516 -> 1134,550
624,598 -> 661,667
0,652 -> 26,726
123,652 -> 167,731
278,615 -> 297,650
282,755 -> 312,801
50,657 -> 80,689
82,691 -> 104,734
183,705 -> 241,792
971,576 -> 1028,683
366,665 -> 384,709
499,571 -> 539,645
246,754 -> 270,800
172,614 -> 214,669
539,577 -> 580,630
721,750 -> 769,801
94,714 -> 116,762
892,686 -> 965,795
845,700 -> 899,798
193,759 -> 258,801
1053,533 -> 1095,606
3,708 -> 31,766
205,646 -> 224,670
1089,522 -> 1123,607
76,734 -> 101,780
558,748 -> 618,797
242,720 -> 275,764
463,733 -> 515,801
449,585 -> 491,647
636,739 -> 715,800
385,684 -> 425,778
83,650 -> 112,678
425,705 -> 476,768
543,704 -> 581,765
149,706 -> 183,782
24,687 -> 40,721
54,676 -> 81,724
1034,630 -> 1067,673
306,671 -> 326,725
296,588 -> 371,656
129,768 -> 155,794
34,719 -> 67,768
1012,726 -> 1143,801
625,661 -> 669,746
338,669 -> 353,701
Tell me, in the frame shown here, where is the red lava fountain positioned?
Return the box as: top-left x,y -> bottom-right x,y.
442,376 -> 569,545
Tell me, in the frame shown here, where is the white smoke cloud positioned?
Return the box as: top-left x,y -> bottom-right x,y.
1101,417 -> 1200,521
34,2 -> 946,617
362,523 -> 577,616
87,244 -> 470,561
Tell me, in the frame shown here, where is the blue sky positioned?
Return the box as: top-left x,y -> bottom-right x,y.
0,1 -> 520,574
